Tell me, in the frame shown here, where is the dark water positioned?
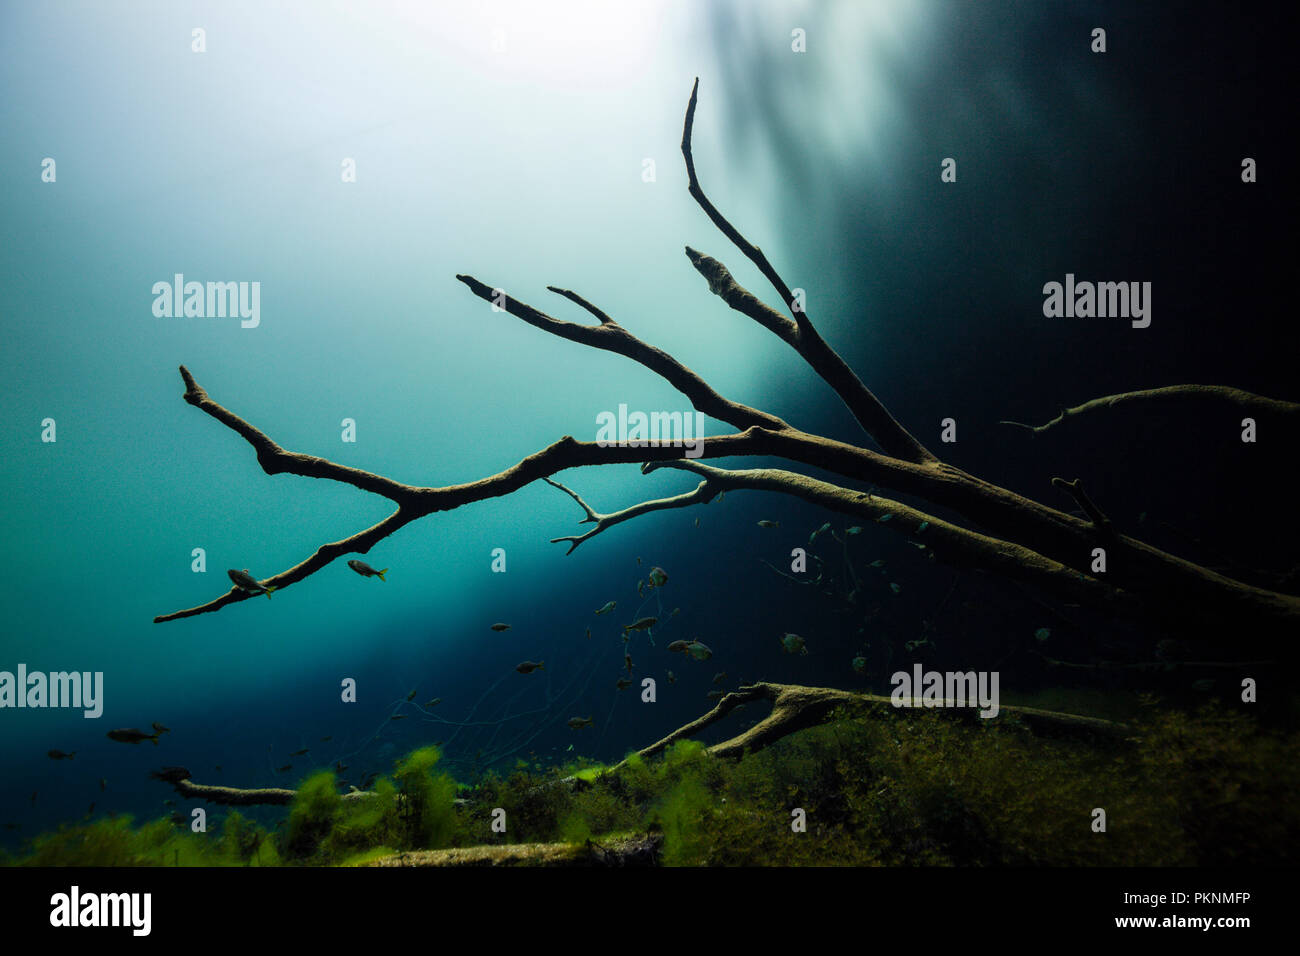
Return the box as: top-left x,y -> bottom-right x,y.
0,0 -> 1291,854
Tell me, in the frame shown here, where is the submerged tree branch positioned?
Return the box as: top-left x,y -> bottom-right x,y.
1000,385 -> 1300,435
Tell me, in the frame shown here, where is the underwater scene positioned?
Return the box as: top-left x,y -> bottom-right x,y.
0,0 -> 1295,926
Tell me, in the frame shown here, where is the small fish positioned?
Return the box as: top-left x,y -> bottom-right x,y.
567,716 -> 594,730
780,633 -> 808,656
151,722 -> 171,735
667,639 -> 690,654
290,748 -> 309,757
889,582 -> 901,594
666,670 -> 676,684
1034,627 -> 1051,642
334,762 -> 348,774
276,764 -> 293,773
712,671 -> 727,685
98,778 -> 107,791
595,601 -> 617,616
615,678 -> 632,690
347,559 -> 388,581
624,654 -> 633,675
490,623 -> 511,632
406,690 -> 417,701
670,607 -> 680,618
566,744 -> 574,752
809,522 -> 831,544
869,559 -> 885,568
648,566 -> 668,588
148,767 -> 192,783
227,568 -> 275,599
757,520 -> 779,528
516,660 -> 545,674
852,656 -> 867,675
107,728 -> 162,746
694,517 -> 700,527
846,526 -> 862,535
585,628 -> 591,641
706,690 -> 726,701
876,514 -> 893,523
685,640 -> 713,661
390,714 -> 408,720
637,580 -> 645,597
917,521 -> 929,533
214,765 -> 222,773
424,698 -> 441,708
320,735 -> 332,742
623,616 -> 657,633
908,542 -> 926,550
637,557 -> 642,565
46,749 -> 75,760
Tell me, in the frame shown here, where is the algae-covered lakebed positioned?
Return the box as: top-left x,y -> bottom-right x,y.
8,699 -> 1297,867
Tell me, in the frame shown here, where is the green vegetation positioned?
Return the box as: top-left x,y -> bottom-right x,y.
8,704 -> 1296,866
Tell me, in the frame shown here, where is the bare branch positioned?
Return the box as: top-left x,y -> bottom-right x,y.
455,274 -> 788,432
1000,385 -> 1300,435
680,80 -> 936,464
544,474 -> 717,554
178,365 -> 422,504
1051,477 -> 1113,536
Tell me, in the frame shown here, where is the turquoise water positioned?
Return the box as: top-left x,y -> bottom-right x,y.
1,0 -> 1291,851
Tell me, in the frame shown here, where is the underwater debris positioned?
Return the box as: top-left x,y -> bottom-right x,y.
757,520 -> 779,528
567,716 -> 594,730
490,623 -> 511,632
106,727 -> 162,746
595,601 -> 616,615
227,568 -> 275,598
516,660 -> 545,674
46,749 -> 75,760
780,633 -> 808,656
648,566 -> 668,587
347,559 -> 388,581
